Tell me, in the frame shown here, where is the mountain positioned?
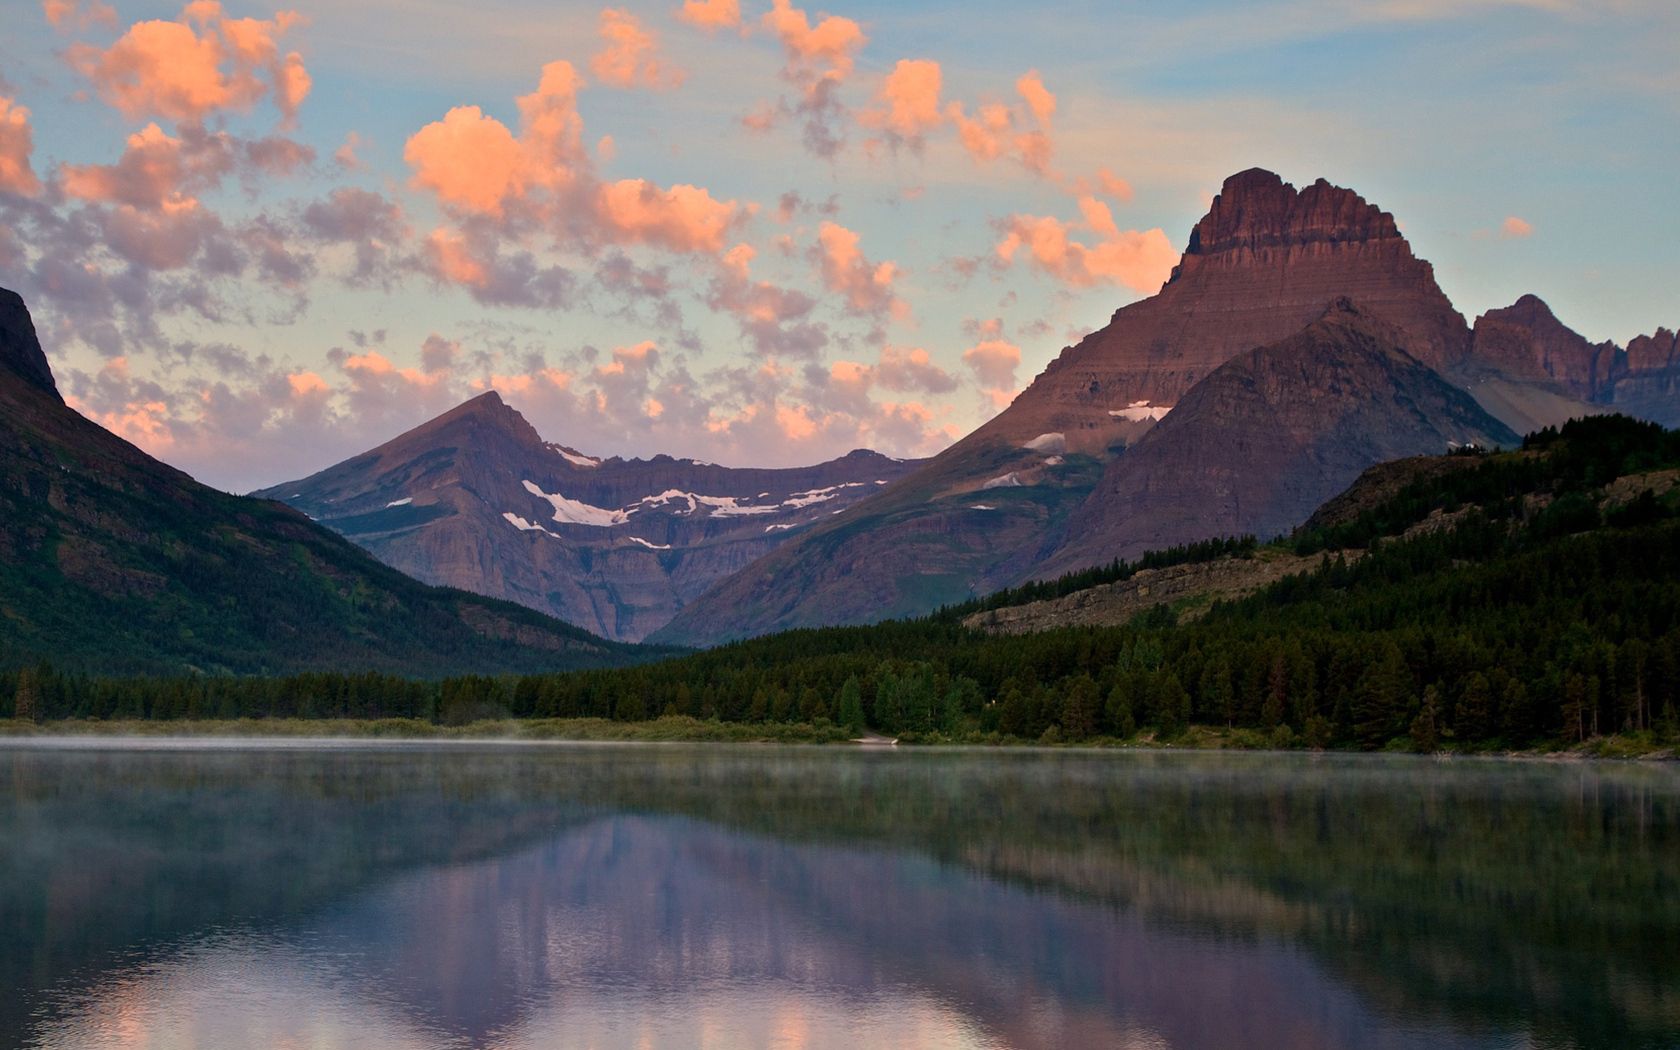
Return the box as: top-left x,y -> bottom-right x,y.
1032,300 -> 1518,577
649,170 -> 1549,646
254,398 -> 921,642
0,287 -> 642,676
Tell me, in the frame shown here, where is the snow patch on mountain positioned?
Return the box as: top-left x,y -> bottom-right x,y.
1109,401 -> 1172,422
522,480 -> 631,527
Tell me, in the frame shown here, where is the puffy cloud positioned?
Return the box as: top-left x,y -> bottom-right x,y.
403,62 -> 739,296
1015,70 -> 1055,125
995,204 -> 1177,293
61,123 -> 221,208
299,187 -> 407,287
677,0 -> 741,32
591,8 -> 683,90
420,225 -> 576,309
863,58 -> 943,141
815,221 -> 905,319
1501,215 -> 1534,238
761,0 -> 868,159
404,60 -> 587,218
943,69 -> 1058,176
404,106 -> 532,216
826,345 -> 956,410
874,345 -> 956,393
962,337 -> 1019,390
762,0 -> 866,81
65,3 -> 310,125
596,179 -> 740,253
43,0 -> 117,31
707,242 -> 826,357
0,97 -> 42,196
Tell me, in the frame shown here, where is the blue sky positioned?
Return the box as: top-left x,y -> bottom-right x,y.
0,0 -> 1674,490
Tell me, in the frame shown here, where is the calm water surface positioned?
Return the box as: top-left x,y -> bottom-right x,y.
0,741 -> 1676,1050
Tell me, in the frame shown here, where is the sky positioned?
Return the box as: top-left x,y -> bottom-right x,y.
0,0 -> 1675,492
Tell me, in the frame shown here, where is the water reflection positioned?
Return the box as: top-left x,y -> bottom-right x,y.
2,743 -> 1677,1050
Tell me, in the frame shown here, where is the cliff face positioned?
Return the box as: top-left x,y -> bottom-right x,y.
1033,301 -> 1517,577
0,288 -> 59,399
1459,298 -> 1680,431
256,395 -> 920,642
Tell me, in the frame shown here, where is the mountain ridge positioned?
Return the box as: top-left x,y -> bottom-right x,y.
0,287 -> 642,676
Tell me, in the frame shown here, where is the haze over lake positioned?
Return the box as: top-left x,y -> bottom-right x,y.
2,741 -> 1676,1050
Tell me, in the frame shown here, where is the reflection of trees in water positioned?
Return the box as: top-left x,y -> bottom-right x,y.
3,746 -> 1678,1049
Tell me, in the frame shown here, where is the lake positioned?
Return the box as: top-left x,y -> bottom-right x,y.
0,740 -> 1675,1050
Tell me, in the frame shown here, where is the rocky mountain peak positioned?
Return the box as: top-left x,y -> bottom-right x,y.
0,287 -> 61,400
410,389 -> 545,447
1181,169 -> 1403,260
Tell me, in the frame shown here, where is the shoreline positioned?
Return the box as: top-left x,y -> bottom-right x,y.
0,716 -> 1673,760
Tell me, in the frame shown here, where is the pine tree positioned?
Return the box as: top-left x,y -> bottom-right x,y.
836,676 -> 865,732
13,668 -> 40,723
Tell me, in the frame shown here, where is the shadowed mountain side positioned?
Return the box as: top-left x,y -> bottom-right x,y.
255,393 -> 921,642
0,288 -> 637,675
1033,300 -> 1518,579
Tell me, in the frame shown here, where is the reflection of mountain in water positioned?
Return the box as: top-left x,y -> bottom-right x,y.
4,745 -> 1678,1050
35,814 -> 1471,1050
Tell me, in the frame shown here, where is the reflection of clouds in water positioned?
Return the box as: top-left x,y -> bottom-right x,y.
33,934 -> 1013,1050
30,813 -> 1461,1050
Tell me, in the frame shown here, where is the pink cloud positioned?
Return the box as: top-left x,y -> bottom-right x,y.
863,58 -> 943,141
962,336 -> 1020,393
762,0 -> 866,82
66,2 -> 310,125
404,107 -> 533,216
43,0 -> 117,31
0,97 -> 43,196
995,205 -> 1177,293
597,179 -> 740,253
1501,215 -> 1534,238
678,0 -> 741,32
815,221 -> 905,318
591,8 -> 683,90
1015,70 -> 1055,125
941,69 -> 1058,176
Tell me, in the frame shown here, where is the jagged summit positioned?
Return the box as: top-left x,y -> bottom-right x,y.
0,287 -> 60,400
1180,169 -> 1404,261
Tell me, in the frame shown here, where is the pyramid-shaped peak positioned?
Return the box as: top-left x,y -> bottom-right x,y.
1186,169 -> 1403,258
398,389 -> 545,448
0,288 -> 62,400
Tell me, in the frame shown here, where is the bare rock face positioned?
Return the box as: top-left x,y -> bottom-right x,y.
1460,297 -> 1680,430
961,168 -> 1471,458
0,288 -> 59,399
1468,295 -> 1615,401
256,394 -> 921,642
1611,328 -> 1680,427
1034,301 -> 1515,578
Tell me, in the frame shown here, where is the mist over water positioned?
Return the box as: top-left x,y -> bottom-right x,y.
2,742 -> 1676,1050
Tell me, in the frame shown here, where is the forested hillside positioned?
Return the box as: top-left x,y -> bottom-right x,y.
10,416 -> 1680,752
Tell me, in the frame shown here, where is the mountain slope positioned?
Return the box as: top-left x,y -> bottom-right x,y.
0,288 -> 642,676
1033,300 -> 1518,577
254,396 -> 920,642
651,170 -> 1515,646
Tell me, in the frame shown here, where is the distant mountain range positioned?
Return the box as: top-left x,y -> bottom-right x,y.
651,168 -> 1678,646
0,288 -> 643,676
13,166 -> 1677,665
254,398 -> 920,642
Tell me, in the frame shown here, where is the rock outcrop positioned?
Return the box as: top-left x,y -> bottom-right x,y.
256,395 -> 921,642
0,287 -> 59,399
1033,300 -> 1518,577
